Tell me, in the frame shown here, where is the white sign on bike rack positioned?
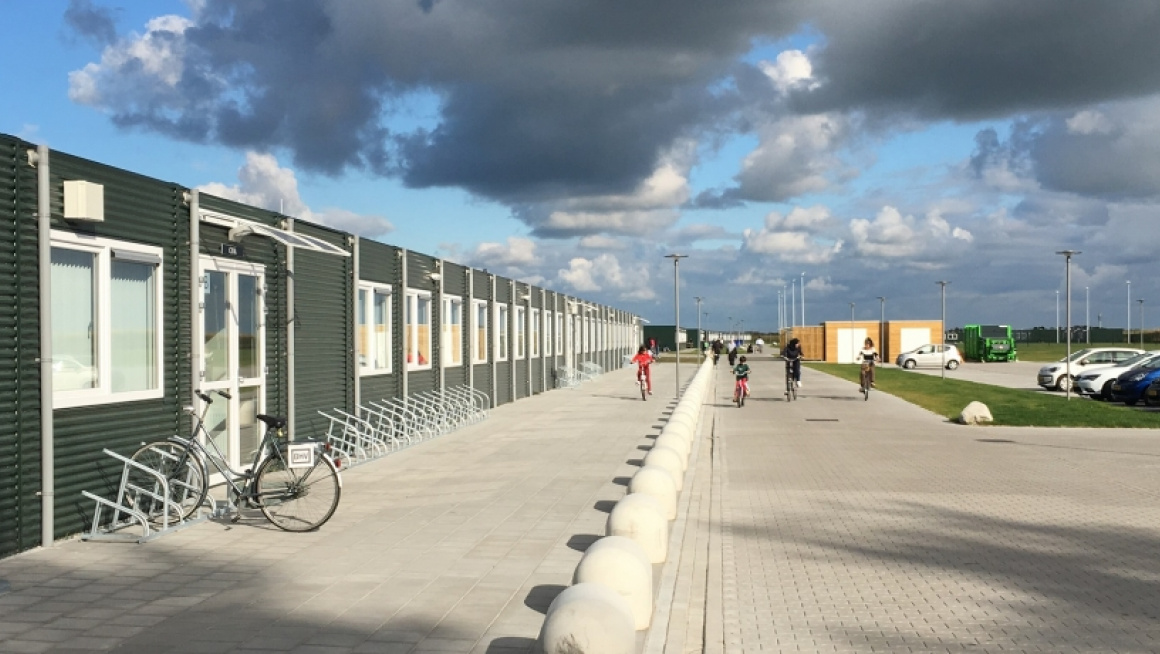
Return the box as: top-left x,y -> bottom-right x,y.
287,444 -> 315,469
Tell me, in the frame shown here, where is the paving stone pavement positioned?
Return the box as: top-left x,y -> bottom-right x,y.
5,353 -> 1160,654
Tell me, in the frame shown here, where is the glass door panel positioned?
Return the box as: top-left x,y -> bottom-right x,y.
204,270 -> 230,383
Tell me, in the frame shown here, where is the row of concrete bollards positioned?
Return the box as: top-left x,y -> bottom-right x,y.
536,355 -> 715,654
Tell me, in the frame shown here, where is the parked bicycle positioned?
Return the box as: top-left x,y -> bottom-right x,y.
130,390 -> 342,532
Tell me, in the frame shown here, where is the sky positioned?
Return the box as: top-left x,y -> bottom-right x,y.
4,0 -> 1160,334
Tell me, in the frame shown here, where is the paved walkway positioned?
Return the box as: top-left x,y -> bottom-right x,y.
3,355 -> 1160,653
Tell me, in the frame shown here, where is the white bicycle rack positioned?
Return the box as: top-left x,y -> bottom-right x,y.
80,448 -> 215,543
317,386 -> 491,468
555,366 -> 583,389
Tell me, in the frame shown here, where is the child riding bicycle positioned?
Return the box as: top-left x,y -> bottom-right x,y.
631,345 -> 654,394
859,337 -> 880,387
732,355 -> 751,402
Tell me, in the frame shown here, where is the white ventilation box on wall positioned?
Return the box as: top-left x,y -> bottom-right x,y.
63,180 -> 105,222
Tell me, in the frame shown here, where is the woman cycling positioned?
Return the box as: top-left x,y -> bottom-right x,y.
631,345 -> 653,395
732,355 -> 751,403
859,337 -> 880,387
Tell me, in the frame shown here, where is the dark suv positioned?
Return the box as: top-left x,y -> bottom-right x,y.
1108,359 -> 1160,405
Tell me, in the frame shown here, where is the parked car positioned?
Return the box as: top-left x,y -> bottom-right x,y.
1036,347 -> 1143,392
896,344 -> 962,370
1108,358 -> 1160,405
1074,350 -> 1160,400
1144,378 -> 1160,406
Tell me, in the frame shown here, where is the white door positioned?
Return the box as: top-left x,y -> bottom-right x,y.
900,328 -> 931,354
200,257 -> 266,472
836,328 -> 868,364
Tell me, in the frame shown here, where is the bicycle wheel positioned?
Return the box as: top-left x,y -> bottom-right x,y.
640,378 -> 647,401
129,441 -> 208,524
256,451 -> 341,532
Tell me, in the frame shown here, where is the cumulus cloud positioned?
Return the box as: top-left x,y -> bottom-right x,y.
742,206 -> 843,264
848,206 -> 972,260
470,236 -> 539,269
64,0 -> 118,48
732,113 -> 855,202
758,49 -> 818,94
199,152 -> 394,239
557,254 -> 657,301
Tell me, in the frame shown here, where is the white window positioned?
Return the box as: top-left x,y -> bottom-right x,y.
357,283 -> 392,375
405,290 -> 432,370
50,231 -> 163,408
495,304 -> 509,361
531,308 -> 540,358
472,300 -> 488,364
515,305 -> 527,360
556,312 -> 564,355
442,295 -> 463,367
544,310 -> 553,359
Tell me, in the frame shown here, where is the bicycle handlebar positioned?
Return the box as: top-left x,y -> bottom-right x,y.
195,389 -> 233,403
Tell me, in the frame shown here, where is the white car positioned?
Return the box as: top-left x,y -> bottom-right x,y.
1036,347 -> 1143,392
1074,350 -> 1160,399
896,344 -> 963,370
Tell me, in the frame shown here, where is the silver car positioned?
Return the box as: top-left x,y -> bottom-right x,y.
1074,350 -> 1160,399
896,344 -> 963,370
1036,347 -> 1143,392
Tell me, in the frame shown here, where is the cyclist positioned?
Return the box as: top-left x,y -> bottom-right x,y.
782,337 -> 803,388
711,339 -> 723,366
859,337 -> 880,387
631,345 -> 654,395
732,355 -> 751,403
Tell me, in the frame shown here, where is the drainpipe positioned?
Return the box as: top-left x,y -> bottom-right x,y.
490,274 -> 496,408
286,218 -> 296,436
437,259 -> 445,396
189,190 -> 201,423
352,237 -> 360,410
467,269 -> 474,393
36,144 -> 54,548
400,249 -> 408,402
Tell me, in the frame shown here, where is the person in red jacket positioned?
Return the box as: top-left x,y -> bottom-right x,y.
631,345 -> 654,394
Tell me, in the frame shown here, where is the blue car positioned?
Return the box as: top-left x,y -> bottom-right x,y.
1108,359 -> 1160,405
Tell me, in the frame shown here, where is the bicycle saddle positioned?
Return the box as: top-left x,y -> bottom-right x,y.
257,414 -> 287,429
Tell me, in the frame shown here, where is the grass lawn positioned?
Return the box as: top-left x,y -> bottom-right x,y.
1010,342 -> 1149,362
806,363 -> 1160,428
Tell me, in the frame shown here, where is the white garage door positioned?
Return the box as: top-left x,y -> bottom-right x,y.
900,327 -> 932,353
836,328 -> 868,363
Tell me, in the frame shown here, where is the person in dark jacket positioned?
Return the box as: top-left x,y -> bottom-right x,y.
782,337 -> 803,388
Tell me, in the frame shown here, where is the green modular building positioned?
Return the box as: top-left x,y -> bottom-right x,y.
0,134 -> 643,558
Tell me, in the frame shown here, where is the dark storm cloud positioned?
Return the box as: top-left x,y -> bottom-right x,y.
64,0 -> 117,48
794,1 -> 1160,120
75,0 -> 803,200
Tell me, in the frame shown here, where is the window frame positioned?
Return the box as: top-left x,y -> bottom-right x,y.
514,305 -> 527,360
441,294 -> 464,368
472,299 -> 488,364
357,282 -> 393,376
530,308 -> 541,358
50,230 -> 165,408
556,312 -> 564,355
405,289 -> 433,371
495,303 -> 510,362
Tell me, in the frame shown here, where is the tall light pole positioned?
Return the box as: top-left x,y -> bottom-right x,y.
936,281 -> 950,379
1127,280 -> 1131,344
877,296 -> 886,360
694,296 -> 703,349
1057,250 -> 1079,400
665,254 -> 688,398
790,280 -> 796,330
777,289 -> 783,333
1055,289 -> 1060,344
801,272 -> 806,328
1085,286 -> 1090,344
1138,299 -> 1145,347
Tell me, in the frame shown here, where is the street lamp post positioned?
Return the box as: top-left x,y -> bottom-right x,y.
936,281 -> 950,379
1055,289 -> 1060,344
1127,280 -> 1131,344
1057,250 -> 1080,400
801,272 -> 806,328
1139,299 -> 1145,347
664,254 -> 688,399
694,296 -> 703,349
877,296 -> 886,360
1085,286 -> 1090,344
790,281 -> 796,330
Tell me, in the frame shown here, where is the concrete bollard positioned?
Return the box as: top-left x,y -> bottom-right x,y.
644,445 -> 686,486
629,465 -> 677,519
655,430 -> 691,460
606,493 -> 669,562
668,411 -> 697,434
537,582 -> 636,654
572,536 -> 653,629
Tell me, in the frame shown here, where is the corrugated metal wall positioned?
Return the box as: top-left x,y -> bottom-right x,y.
357,239 -> 401,403
406,250 -> 438,395
48,151 -> 188,539
0,136 -> 42,557
442,261 -> 469,389
494,277 -> 513,406
471,269 -> 493,406
292,221 -> 353,438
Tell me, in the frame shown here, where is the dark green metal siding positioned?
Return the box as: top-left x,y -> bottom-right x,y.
48,151 -> 188,539
442,261 -> 468,388
292,222 -> 353,438
406,251 -> 438,395
0,136 -> 42,557
357,239 -> 401,402
471,270 -> 493,404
